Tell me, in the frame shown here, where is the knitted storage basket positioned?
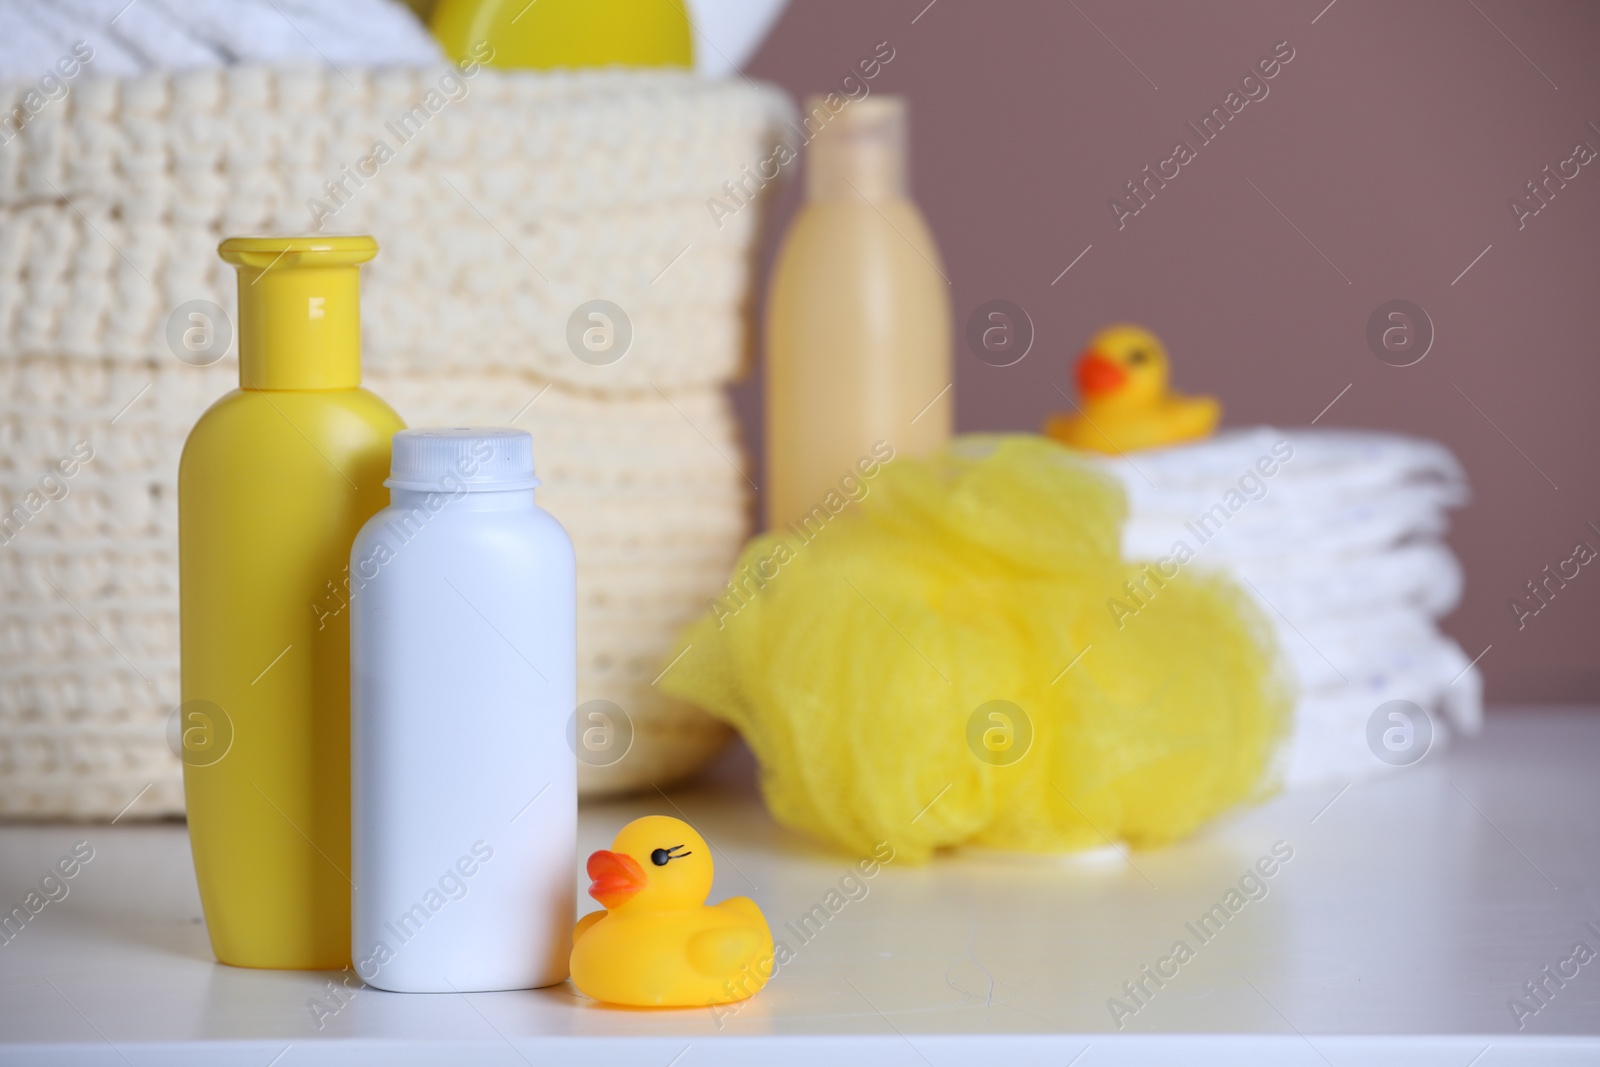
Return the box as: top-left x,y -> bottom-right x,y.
0,66 -> 788,817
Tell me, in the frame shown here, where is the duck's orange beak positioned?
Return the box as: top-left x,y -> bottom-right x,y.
1076,350 -> 1127,396
587,849 -> 646,908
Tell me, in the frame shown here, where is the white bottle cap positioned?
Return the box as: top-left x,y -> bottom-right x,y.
385,427 -> 540,492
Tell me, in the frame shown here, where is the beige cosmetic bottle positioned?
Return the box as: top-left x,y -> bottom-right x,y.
764,95 -> 952,529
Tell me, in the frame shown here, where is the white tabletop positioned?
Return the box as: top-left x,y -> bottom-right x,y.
3,709 -> 1599,1066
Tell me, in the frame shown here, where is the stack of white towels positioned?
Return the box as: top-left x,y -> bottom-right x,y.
1099,427 -> 1481,789
0,0 -> 443,78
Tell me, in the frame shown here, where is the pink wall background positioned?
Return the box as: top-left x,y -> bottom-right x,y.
732,0 -> 1600,705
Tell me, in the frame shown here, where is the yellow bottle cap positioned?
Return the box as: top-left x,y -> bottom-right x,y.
218,235 -> 378,391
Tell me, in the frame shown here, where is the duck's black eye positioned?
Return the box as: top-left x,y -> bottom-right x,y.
651,845 -> 691,866
1127,349 -> 1148,364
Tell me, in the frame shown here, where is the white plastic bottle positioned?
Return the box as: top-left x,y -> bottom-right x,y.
350,427 -> 576,993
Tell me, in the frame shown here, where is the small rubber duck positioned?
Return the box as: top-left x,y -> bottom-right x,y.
1044,324 -> 1220,453
570,815 -> 773,1007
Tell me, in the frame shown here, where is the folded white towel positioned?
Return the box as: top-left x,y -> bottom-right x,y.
1097,426 -> 1481,790
1285,640 -> 1481,784
1214,541 -> 1464,619
1109,426 -> 1467,494
0,0 -> 442,83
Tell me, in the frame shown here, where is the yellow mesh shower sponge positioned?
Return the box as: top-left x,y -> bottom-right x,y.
663,435 -> 1292,862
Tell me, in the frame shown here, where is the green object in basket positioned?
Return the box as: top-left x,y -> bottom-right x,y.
430,0 -> 693,70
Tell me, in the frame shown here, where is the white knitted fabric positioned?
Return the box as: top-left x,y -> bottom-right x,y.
0,66 -> 782,388
0,67 -> 787,817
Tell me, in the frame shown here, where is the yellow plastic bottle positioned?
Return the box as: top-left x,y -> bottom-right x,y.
764,95 -> 952,530
429,0 -> 692,70
179,235 -> 404,969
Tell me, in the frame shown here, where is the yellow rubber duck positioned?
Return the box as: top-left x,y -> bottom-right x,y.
570,816 -> 773,1007
1044,324 -> 1220,453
